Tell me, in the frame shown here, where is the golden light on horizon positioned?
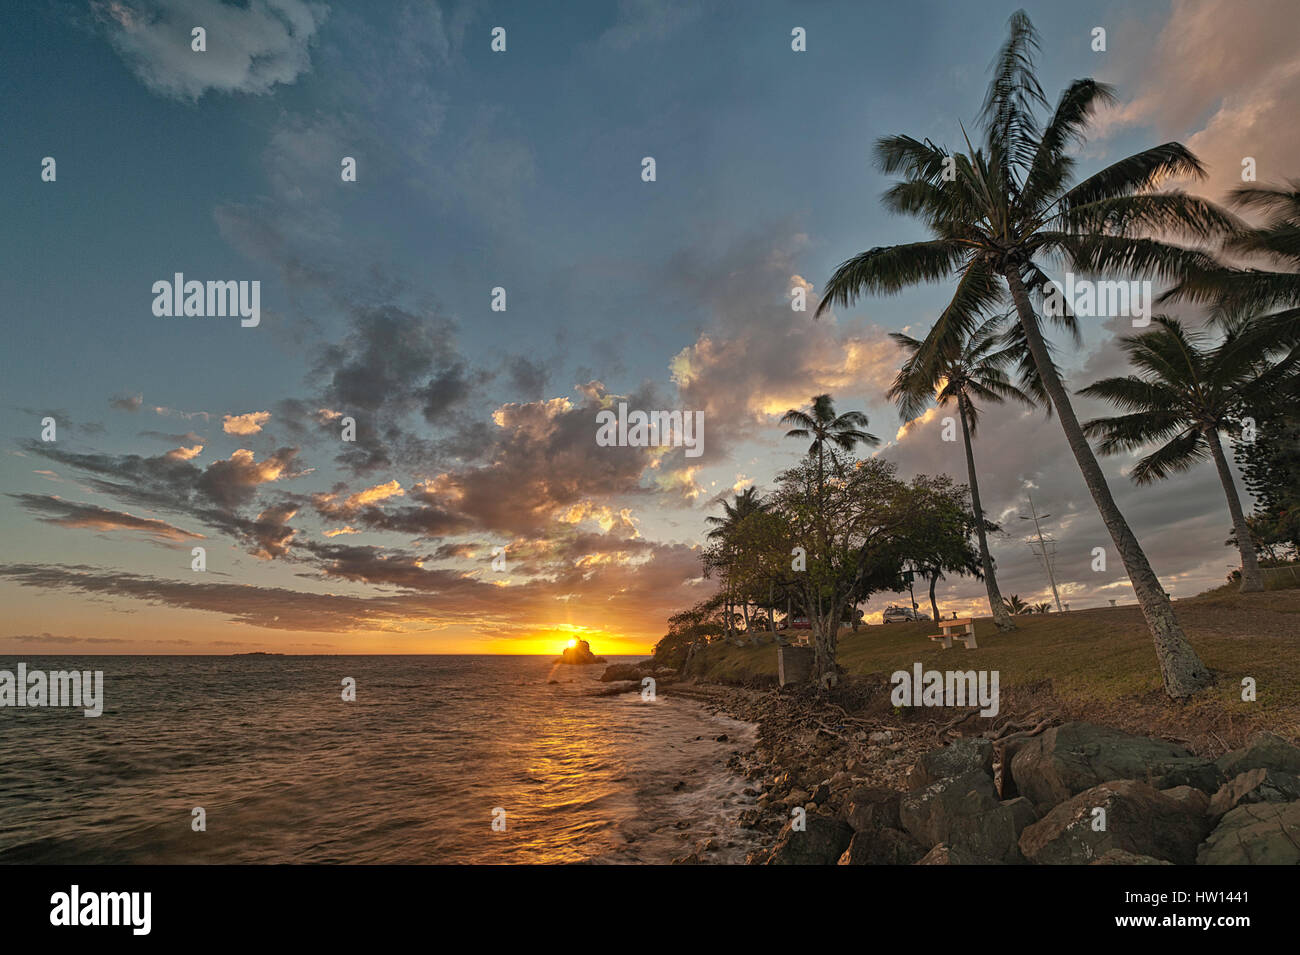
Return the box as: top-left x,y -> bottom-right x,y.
566,638 -> 577,648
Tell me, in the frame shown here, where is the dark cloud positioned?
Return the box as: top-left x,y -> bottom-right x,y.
9,494 -> 202,543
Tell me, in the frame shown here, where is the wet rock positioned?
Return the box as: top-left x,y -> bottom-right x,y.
838,827 -> 925,865
1198,801 -> 1300,865
908,738 -> 994,791
766,815 -> 853,865
1215,732 -> 1300,778
1208,768 -> 1300,819
1019,779 -> 1210,865
1009,722 -> 1222,810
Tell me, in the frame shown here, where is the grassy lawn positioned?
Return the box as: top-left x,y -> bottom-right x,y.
687,587 -> 1300,746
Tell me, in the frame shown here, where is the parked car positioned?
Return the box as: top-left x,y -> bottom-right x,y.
881,605 -> 922,624
777,615 -> 812,630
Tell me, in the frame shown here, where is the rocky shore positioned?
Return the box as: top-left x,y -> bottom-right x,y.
603,661 -> 1300,865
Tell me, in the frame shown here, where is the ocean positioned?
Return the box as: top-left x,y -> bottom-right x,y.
0,656 -> 760,864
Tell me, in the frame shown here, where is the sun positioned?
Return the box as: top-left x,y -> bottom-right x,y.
566,638 -> 577,648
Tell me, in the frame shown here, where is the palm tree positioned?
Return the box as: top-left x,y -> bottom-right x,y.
1032,602 -> 1052,614
1003,594 -> 1030,615
1164,180 -> 1300,355
780,394 -> 879,505
816,10 -> 1232,697
1078,316 -> 1285,592
704,487 -> 768,636
891,313 -> 1032,630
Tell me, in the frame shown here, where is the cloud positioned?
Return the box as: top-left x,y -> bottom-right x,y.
10,494 -> 202,543
110,393 -> 143,412
222,411 -> 272,436
95,0 -> 327,102
1095,0 -> 1300,201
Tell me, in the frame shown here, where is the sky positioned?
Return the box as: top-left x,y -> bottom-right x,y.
1,0 -> 1296,654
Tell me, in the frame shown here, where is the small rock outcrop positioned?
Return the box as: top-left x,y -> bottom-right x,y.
554,639 -> 606,665
1197,802 -> 1300,865
766,815 -> 853,865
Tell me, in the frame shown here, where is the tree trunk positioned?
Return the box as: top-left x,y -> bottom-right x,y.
928,570 -> 940,622
813,606 -> 840,690
1208,430 -> 1265,593
959,394 -> 1016,631
1003,266 -> 1212,698
768,582 -> 778,634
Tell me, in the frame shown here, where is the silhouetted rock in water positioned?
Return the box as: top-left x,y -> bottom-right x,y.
555,639 -> 606,665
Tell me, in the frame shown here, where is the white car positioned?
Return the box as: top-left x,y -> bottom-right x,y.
881,605 -> 923,624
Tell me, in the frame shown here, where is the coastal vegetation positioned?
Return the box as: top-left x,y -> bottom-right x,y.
659,10 -> 1299,703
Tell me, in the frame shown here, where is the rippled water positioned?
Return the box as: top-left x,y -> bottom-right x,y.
0,656 -> 759,864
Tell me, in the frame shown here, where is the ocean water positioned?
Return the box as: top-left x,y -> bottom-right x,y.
0,656 -> 760,864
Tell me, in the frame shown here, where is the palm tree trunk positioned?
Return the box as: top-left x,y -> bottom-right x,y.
1207,430 -> 1265,593
1003,267 -> 1212,697
959,395 -> 1016,631
768,582 -> 778,635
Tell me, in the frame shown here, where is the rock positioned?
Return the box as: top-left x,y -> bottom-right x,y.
1018,779 -> 1210,865
599,662 -> 647,682
1208,768 -> 1300,818
1215,732 -> 1300,778
899,771 -> 1030,863
1089,849 -> 1173,865
554,639 -> 606,665
1198,801 -> 1300,865
916,843 -> 984,865
908,739 -> 994,790
783,789 -> 811,809
838,827 -> 926,865
766,815 -> 853,865
810,782 -> 831,805
843,787 -> 902,833
869,730 -> 894,744
1160,785 -> 1211,816
1009,722 -> 1222,810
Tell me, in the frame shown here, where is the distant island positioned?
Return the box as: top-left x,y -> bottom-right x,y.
231,651 -> 285,656
555,639 -> 606,665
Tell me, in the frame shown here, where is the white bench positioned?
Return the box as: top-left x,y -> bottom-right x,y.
928,618 -> 977,649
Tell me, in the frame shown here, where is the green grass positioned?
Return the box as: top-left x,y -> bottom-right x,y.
686,589 -> 1300,741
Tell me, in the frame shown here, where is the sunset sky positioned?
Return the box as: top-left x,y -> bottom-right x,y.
2,1 -> 1296,654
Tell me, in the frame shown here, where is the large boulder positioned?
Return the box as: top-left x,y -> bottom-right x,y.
1009,722 -> 1221,810
838,828 -> 926,865
908,739 -> 995,790
899,771 -> 1035,864
1018,779 -> 1210,865
1208,769 -> 1300,820
1215,732 -> 1300,778
842,787 -> 902,833
766,814 -> 853,865
1198,802 -> 1300,865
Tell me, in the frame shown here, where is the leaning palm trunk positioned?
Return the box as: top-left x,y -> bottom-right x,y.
1004,268 -> 1212,697
1207,431 -> 1265,592
959,395 -> 1016,630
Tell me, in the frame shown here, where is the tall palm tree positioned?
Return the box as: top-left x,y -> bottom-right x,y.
780,394 -> 879,506
890,313 -> 1032,630
1003,594 -> 1030,615
816,10 -> 1233,697
1079,316 -> 1286,592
